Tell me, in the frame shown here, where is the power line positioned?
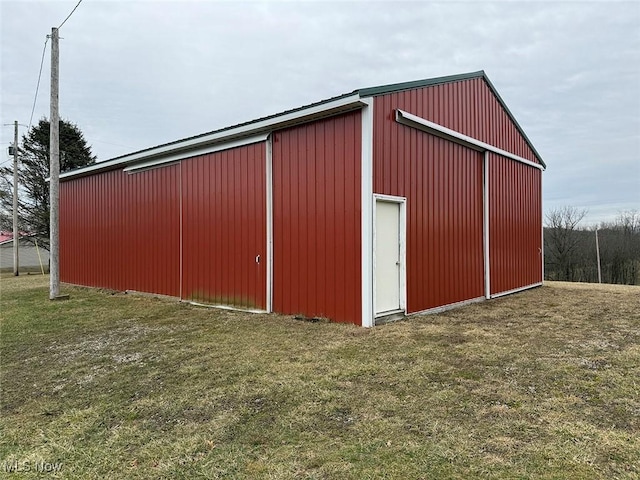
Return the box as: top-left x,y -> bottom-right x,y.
26,0 -> 85,131
22,0 -> 85,136
28,37 -> 49,131
58,0 -> 84,29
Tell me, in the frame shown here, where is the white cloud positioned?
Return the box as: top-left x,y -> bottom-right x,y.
1,0 -> 638,225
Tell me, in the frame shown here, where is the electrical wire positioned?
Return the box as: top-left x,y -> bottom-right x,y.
12,1 -> 84,153
58,0 -> 84,29
28,37 -> 49,131
25,0 -> 84,132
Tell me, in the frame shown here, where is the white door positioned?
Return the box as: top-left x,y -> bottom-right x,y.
375,200 -> 401,314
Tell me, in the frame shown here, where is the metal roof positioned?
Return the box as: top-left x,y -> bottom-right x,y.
61,70 -> 544,180
110,91 -> 357,163
356,70 -> 487,97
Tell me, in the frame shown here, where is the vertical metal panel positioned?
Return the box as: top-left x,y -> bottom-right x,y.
60,165 -> 181,296
180,142 -> 267,309
374,87 -> 484,313
372,77 -> 543,311
489,153 -> 543,294
399,77 -> 539,164
272,111 -> 362,324
373,89 -> 487,313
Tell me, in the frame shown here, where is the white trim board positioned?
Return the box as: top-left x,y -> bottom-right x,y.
179,163 -> 183,299
483,151 -> 491,299
540,173 -> 545,283
395,109 -> 545,171
360,98 -> 375,328
61,94 -> 366,180
123,133 -> 269,173
265,135 -> 274,313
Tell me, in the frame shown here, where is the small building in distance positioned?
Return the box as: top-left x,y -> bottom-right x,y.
59,71 -> 545,326
0,232 -> 49,273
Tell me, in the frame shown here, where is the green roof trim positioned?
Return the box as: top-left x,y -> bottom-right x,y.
480,74 -> 546,169
356,71 -> 486,97
61,69 -> 544,180
104,91 -> 358,164
356,70 -> 545,168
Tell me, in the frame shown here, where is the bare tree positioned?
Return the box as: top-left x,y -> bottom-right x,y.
598,210 -> 640,284
617,210 -> 639,235
545,208 -> 640,285
544,206 -> 588,281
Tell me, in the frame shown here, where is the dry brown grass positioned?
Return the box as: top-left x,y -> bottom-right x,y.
1,276 -> 638,479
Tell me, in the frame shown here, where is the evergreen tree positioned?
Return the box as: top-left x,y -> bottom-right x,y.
0,118 -> 96,249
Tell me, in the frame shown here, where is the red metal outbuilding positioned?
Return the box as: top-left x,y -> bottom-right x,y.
60,71 -> 545,326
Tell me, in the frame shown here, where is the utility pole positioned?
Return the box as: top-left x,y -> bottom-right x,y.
49,27 -> 60,299
595,228 -> 602,284
13,120 -> 19,276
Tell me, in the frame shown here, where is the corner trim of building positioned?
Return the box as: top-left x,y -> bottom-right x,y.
360,97 -> 375,328
483,151 -> 491,299
179,162 -> 184,299
540,172 -> 545,283
395,109 -> 545,171
266,135 -> 274,313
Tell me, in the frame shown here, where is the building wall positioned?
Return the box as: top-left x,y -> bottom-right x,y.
0,240 -> 49,271
372,77 -> 541,311
272,111 -> 362,324
372,121 -> 485,312
60,166 -> 181,296
181,143 -> 267,308
375,77 -> 540,165
489,153 -> 543,294
60,114 -> 362,320
59,77 -> 542,322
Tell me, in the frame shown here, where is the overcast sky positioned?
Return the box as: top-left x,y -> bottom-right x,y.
1,0 -> 638,225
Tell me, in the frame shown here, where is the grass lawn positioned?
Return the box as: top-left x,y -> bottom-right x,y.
1,275 -> 638,479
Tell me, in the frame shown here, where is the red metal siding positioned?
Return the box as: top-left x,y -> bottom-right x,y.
272,111 -> 362,324
489,153 -> 543,295
181,143 -> 266,309
373,78 -> 543,311
373,98 -> 485,311
377,78 -> 539,164
60,166 -> 181,296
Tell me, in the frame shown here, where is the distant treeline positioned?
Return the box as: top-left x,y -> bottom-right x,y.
544,207 -> 640,285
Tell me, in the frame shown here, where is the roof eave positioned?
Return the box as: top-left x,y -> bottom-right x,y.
356,70 -> 486,97
60,93 -> 366,180
61,70 -> 545,180
357,70 -> 545,169
480,75 -> 546,169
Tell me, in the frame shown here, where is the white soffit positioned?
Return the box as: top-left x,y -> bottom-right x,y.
60,94 -> 365,180
123,133 -> 269,173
